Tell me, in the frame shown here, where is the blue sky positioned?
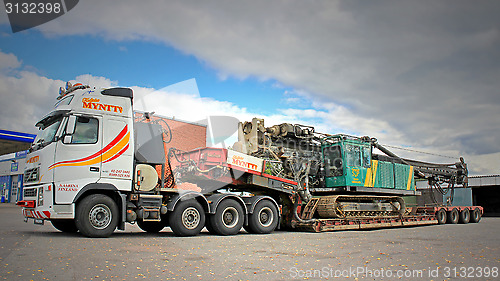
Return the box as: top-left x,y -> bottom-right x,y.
0,0 -> 499,175
0,25 -> 294,116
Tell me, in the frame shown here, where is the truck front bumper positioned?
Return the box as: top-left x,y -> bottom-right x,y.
18,183 -> 75,224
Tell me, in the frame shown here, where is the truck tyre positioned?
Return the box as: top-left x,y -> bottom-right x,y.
470,207 -> 482,223
137,220 -> 165,233
209,199 -> 244,236
246,200 -> 279,234
75,194 -> 119,238
459,208 -> 470,224
446,208 -> 459,224
204,217 -> 217,234
169,199 -> 205,237
51,219 -> 79,233
436,208 -> 447,224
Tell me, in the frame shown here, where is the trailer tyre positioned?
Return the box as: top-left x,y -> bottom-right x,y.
470,208 -> 481,223
75,194 -> 119,238
169,199 -> 205,237
246,200 -> 279,234
459,209 -> 470,224
51,219 -> 79,233
209,199 -> 244,236
137,220 -> 165,233
446,208 -> 459,224
436,208 -> 447,224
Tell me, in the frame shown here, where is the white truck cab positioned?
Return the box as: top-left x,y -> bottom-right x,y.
19,83 -> 140,236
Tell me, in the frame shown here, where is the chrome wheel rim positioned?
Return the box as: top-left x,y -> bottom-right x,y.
258,206 -> 274,227
222,207 -> 239,228
89,204 -> 112,229
182,207 -> 200,230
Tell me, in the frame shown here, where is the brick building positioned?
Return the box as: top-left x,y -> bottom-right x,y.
133,112 -> 207,188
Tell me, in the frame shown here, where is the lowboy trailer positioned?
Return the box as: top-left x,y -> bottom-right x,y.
170,146 -> 483,233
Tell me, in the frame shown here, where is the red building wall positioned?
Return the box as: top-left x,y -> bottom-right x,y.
134,112 -> 206,190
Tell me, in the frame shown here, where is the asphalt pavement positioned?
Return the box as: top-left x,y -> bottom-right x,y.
0,203 -> 499,280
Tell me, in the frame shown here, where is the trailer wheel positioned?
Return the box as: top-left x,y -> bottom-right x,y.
169,199 -> 205,236
446,208 -> 459,224
75,194 -> 119,238
436,208 -> 447,224
470,208 -> 482,223
51,219 -> 79,233
137,220 -> 165,233
209,199 -> 244,236
459,208 -> 470,224
246,200 -> 279,234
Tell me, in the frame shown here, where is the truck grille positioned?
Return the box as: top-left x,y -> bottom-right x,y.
24,188 -> 37,197
24,168 -> 39,183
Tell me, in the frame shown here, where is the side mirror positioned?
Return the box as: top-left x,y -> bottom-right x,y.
63,135 -> 73,144
66,115 -> 77,135
62,115 -> 77,144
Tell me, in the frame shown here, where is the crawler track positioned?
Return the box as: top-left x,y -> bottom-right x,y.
315,195 -> 406,219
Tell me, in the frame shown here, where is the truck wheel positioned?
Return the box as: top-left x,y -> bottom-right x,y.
137,220 -> 165,233
51,219 -> 79,233
459,208 -> 470,224
470,208 -> 482,223
209,199 -> 244,236
446,208 -> 459,224
75,194 -> 119,238
204,217 -> 217,234
436,208 -> 447,224
247,200 -> 279,234
169,199 -> 205,236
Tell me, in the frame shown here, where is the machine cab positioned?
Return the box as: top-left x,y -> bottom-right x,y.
322,135 -> 372,189
321,134 -> 416,192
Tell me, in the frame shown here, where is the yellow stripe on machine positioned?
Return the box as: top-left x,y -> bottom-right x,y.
407,166 -> 414,190
364,160 -> 378,187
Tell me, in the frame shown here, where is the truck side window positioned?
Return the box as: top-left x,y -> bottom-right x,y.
71,117 -> 98,144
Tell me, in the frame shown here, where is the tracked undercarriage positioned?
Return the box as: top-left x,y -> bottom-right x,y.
304,195 -> 406,219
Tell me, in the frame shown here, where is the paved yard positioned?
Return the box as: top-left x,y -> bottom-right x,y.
1,203 -> 499,280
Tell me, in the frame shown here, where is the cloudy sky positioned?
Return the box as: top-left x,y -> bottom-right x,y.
0,0 -> 499,175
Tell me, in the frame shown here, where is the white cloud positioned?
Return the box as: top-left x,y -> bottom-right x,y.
2,1 -> 500,175
73,74 -> 117,89
0,49 -> 497,175
0,50 -> 21,71
0,52 -> 116,134
0,71 -> 63,133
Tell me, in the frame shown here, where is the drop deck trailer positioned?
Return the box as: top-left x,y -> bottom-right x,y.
170,147 -> 483,233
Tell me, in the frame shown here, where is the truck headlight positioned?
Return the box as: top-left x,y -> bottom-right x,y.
38,187 -> 43,206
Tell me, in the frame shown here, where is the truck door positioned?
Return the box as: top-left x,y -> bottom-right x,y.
100,118 -> 133,191
53,115 -> 102,204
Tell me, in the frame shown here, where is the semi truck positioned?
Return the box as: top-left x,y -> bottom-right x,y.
17,83 -> 483,237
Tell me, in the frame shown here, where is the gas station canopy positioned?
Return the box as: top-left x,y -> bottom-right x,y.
0,130 -> 36,156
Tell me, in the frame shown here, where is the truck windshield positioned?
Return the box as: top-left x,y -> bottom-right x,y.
32,116 -> 63,151
323,145 -> 343,177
